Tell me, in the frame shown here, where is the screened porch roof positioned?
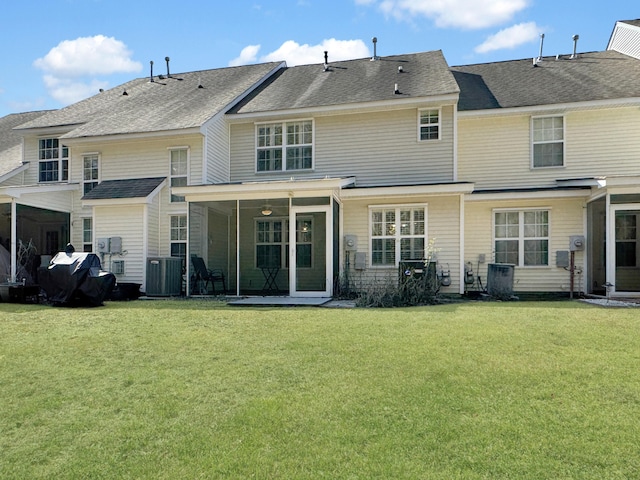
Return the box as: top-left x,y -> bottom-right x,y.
173,176 -> 356,203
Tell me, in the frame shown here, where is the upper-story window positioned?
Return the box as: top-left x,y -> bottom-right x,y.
170,148 -> 189,202
418,109 -> 440,141
532,116 -> 564,168
256,120 -> 313,172
39,138 -> 68,182
83,154 -> 99,195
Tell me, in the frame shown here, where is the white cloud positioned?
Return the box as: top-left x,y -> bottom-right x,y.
33,35 -> 142,106
371,0 -> 530,29
43,75 -> 110,105
231,39 -> 370,67
475,22 -> 541,53
228,45 -> 261,67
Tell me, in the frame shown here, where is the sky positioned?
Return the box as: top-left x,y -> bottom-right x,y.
0,0 -> 637,117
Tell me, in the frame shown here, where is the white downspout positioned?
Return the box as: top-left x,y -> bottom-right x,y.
236,199 -> 240,296
10,199 -> 17,282
459,193 -> 465,295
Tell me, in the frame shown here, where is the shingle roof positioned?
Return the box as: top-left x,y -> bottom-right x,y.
621,19 -> 640,28
451,50 -> 640,111
0,110 -> 54,178
230,50 -> 459,114
81,177 -> 166,200
15,63 -> 282,139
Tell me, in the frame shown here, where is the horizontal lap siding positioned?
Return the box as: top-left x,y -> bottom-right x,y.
459,107 -> 640,190
94,205 -> 145,285
205,120 -> 230,183
229,105 -> 455,186
341,194 -> 461,293
464,197 -> 586,293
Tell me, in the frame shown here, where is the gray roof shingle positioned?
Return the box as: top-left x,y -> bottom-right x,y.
15,63 -> 282,139
621,19 -> 640,28
230,50 -> 459,114
451,50 -> 640,111
82,177 -> 166,200
0,110 -> 54,178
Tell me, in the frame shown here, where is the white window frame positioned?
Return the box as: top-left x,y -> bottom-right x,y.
531,115 -> 565,169
255,119 -> 314,173
38,138 -> 69,183
493,208 -> 550,267
369,204 -> 428,267
82,217 -> 93,252
170,214 -> 187,261
254,217 -> 313,269
82,153 -> 100,195
417,108 -> 441,141
169,147 -> 189,203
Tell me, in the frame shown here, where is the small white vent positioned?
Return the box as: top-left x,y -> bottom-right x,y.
112,260 -> 125,275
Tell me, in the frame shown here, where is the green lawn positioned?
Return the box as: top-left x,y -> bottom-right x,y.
1,300 -> 639,479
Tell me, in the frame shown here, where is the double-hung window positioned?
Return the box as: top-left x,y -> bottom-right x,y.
418,109 -> 440,141
532,116 -> 564,168
494,210 -> 549,266
370,206 -> 427,266
255,218 -> 313,269
39,138 -> 68,182
82,154 -> 99,194
82,218 -> 93,252
257,120 -> 313,172
170,215 -> 187,261
170,148 -> 188,202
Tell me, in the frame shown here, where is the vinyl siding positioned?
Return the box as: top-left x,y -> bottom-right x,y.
464,196 -> 586,293
94,204 -> 146,285
204,118 -> 230,183
340,194 -> 462,293
229,105 -> 456,186
458,106 -> 640,190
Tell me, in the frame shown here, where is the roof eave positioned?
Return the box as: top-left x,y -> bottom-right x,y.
227,93 -> 460,121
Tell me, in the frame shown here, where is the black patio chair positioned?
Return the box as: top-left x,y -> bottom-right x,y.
190,255 -> 226,295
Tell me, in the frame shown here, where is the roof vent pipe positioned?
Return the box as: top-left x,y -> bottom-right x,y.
537,33 -> 545,61
165,56 -> 171,77
371,37 -> 378,61
149,60 -> 154,82
571,35 -> 579,59
323,50 -> 329,71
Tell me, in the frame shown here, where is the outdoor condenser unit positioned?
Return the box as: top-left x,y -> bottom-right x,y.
486,263 -> 515,298
146,257 -> 182,296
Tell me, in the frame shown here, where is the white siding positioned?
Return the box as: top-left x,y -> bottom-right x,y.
229,105 -> 456,186
341,194 -> 462,293
204,118 -> 230,183
458,107 -> 640,190
94,205 -> 146,285
464,196 -> 586,293
608,22 -> 640,59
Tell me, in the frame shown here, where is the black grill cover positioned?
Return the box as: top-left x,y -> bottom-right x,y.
39,252 -> 116,307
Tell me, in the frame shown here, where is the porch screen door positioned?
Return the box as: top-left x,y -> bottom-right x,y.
289,206 -> 331,297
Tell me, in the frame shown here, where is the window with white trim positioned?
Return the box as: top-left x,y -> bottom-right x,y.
82,218 -> 93,252
38,138 -> 68,182
83,154 -> 99,195
255,218 -> 312,269
418,109 -> 440,141
532,116 -> 564,168
494,210 -> 549,266
256,120 -> 313,172
370,206 -> 426,266
170,215 -> 187,261
170,148 -> 188,202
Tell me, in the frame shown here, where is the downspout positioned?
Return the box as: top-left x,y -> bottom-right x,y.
10,199 -> 17,282
459,193 -> 465,295
236,199 -> 240,296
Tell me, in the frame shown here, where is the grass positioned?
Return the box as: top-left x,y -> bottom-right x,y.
1,300 -> 639,479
